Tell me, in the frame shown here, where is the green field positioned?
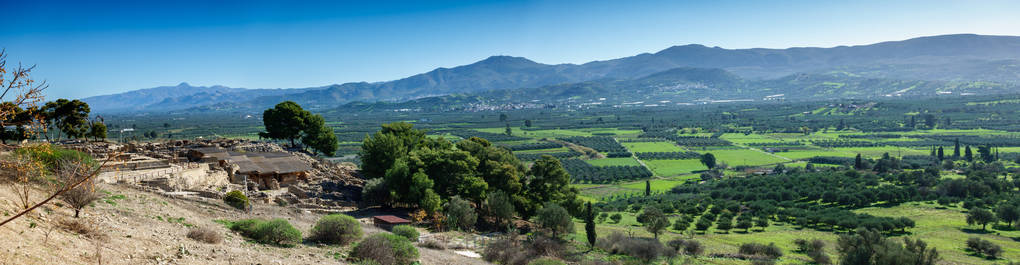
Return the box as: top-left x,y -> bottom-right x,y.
720,133 -> 785,144
569,202 -> 1020,265
706,149 -> 790,166
513,147 -> 570,154
644,159 -> 707,176
833,146 -> 929,157
586,157 -> 642,167
772,148 -> 855,160
570,211 -> 841,265
477,127 -> 643,139
857,203 -> 1020,264
622,141 -> 682,153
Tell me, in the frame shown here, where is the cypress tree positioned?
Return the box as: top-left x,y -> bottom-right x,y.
585,202 -> 596,250
937,147 -> 944,161
954,138 -> 961,158
645,180 -> 651,196
854,153 -> 863,170
965,146 -> 973,162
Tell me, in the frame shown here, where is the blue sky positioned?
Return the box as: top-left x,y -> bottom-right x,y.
2,0 -> 1019,99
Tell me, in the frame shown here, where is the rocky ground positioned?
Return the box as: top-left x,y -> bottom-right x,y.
0,183 -> 490,265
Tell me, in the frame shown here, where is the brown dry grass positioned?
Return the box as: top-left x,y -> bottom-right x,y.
186,227 -> 223,244
56,218 -> 108,242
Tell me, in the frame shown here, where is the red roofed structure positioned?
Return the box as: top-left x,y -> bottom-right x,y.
372,215 -> 411,230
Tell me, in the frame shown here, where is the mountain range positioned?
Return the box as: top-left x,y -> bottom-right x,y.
82,34 -> 1020,113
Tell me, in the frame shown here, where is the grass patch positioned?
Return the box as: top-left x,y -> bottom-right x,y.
706,149 -> 789,166
644,159 -> 707,176
856,202 -> 1020,264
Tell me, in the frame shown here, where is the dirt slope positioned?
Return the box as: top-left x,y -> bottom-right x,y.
0,184 -> 489,265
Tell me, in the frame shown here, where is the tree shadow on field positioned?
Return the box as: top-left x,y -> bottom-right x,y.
872,202 -> 904,208
884,230 -> 914,236
991,224 -> 1016,231
960,227 -> 994,235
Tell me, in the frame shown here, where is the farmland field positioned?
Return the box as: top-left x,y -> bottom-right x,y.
705,148 -> 790,166
771,148 -> 854,160
856,203 -> 1020,264
101,90 -> 1020,265
622,141 -> 682,152
644,159 -> 707,176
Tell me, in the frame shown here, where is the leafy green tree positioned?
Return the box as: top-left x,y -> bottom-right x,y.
700,153 -> 717,169
837,229 -> 939,265
524,119 -> 532,127
261,101 -> 337,155
504,123 -> 512,136
300,114 -> 338,156
977,145 -> 993,163
638,206 -> 670,239
584,202 -> 597,250
487,190 -> 515,229
995,202 -> 1020,227
526,155 -> 581,217
716,216 -> 733,233
736,218 -> 753,232
456,137 -> 528,216
755,215 -> 770,231
535,203 -> 574,238
673,218 -> 690,231
88,122 -> 107,142
420,189 -> 441,215
407,170 -> 434,206
499,113 -> 508,122
260,101 -> 308,146
445,196 -> 477,231
410,146 -> 487,203
43,99 -> 91,140
0,103 -> 32,144
967,208 -> 996,231
610,213 -> 622,223
363,123 -> 422,179
695,216 -> 713,232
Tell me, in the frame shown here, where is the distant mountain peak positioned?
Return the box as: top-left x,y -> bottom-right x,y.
476,55 -> 538,65
83,34 -> 1020,114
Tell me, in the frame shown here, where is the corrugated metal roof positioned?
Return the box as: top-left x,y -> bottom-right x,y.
193,146 -> 311,174
373,215 -> 410,224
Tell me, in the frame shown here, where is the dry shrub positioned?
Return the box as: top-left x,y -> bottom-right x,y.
596,232 -> 665,262
667,238 -> 704,256
483,237 -> 532,265
738,242 -> 783,259
187,227 -> 223,244
527,257 -> 566,265
483,236 -> 565,265
419,238 -> 446,250
350,233 -> 418,265
58,218 -> 108,241
60,184 -> 100,218
529,236 -> 565,257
